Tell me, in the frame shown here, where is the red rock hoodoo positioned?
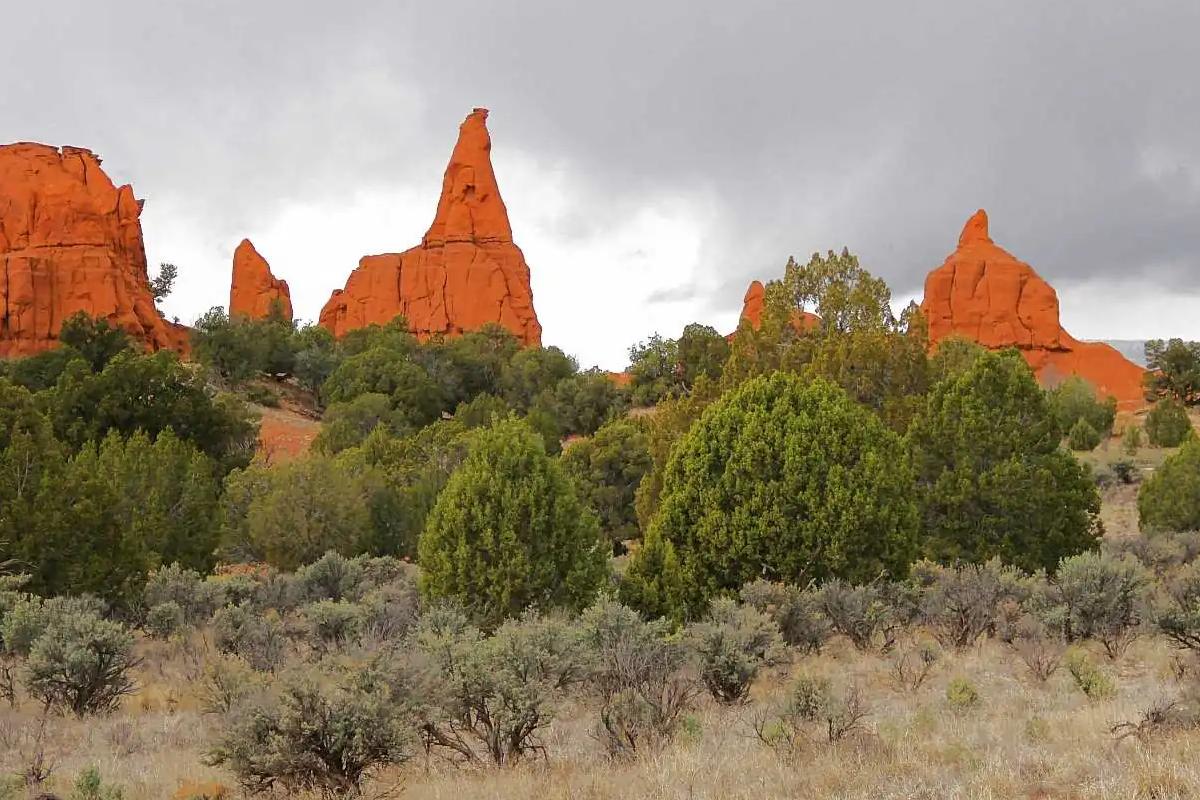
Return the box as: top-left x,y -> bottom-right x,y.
319,109 -> 541,345
737,279 -> 820,332
921,209 -> 1145,409
0,143 -> 186,357
230,239 -> 292,321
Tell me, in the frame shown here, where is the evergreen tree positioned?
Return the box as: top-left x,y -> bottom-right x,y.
418,418 -> 607,625
644,373 -> 918,615
907,350 -> 1101,572
561,418 -> 652,553
1139,438 -> 1200,532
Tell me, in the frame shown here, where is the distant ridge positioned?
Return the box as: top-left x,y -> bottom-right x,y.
1097,340 -> 1148,367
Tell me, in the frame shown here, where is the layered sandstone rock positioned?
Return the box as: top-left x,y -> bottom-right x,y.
230,239 -> 292,321
320,108 -> 541,345
922,209 -> 1145,409
0,143 -> 185,357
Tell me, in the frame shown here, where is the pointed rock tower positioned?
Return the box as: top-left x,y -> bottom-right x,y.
921,209 -> 1145,409
230,239 -> 292,321
0,143 -> 187,357
319,108 -> 541,345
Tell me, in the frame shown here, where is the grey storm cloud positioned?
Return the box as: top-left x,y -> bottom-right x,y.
3,0 -> 1199,327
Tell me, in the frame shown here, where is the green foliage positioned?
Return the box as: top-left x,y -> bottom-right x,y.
928,336 -> 987,384
1048,376 -> 1117,439
313,393 -> 406,454
191,307 -> 297,383
628,324 -> 730,407
619,527 -> 686,623
1064,647 -> 1116,700
687,598 -> 784,704
1144,338 -> 1200,404
23,610 -> 138,715
219,457 -> 372,571
561,418 -> 652,552
9,429 -> 220,602
628,334 -> 681,406
145,601 -> 185,639
46,350 -> 258,473
69,766 -> 125,800
322,347 -> 444,428
208,670 -> 412,796
1145,398 -> 1192,447
648,373 -> 918,615
143,563 -> 220,624
1067,418 -> 1102,451
1123,424 -> 1143,455
292,324 -> 342,397
908,350 -> 1101,572
150,262 -> 178,303
548,369 -> 628,436
945,677 -> 980,711
59,312 -> 133,372
334,420 -> 479,560
418,418 -> 608,626
501,346 -> 577,410
1139,438 -> 1200,532
302,600 -> 364,652
774,250 -> 931,431
2,346 -> 87,392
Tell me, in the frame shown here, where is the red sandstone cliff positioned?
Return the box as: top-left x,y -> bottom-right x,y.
0,143 -> 186,357
230,239 -> 292,321
922,209 -> 1145,409
319,109 -> 541,345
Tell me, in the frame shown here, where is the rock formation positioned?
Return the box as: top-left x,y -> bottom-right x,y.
737,279 -> 820,332
319,108 -> 541,345
230,239 -> 292,321
0,143 -> 186,357
922,209 -> 1145,409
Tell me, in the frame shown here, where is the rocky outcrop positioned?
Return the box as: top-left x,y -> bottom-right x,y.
737,279 -> 820,332
922,209 -> 1145,409
230,239 -> 292,321
0,143 -> 186,357
320,108 -> 541,345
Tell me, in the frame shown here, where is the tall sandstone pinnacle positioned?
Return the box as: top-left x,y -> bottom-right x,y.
0,143 -> 186,357
921,209 -> 1145,409
319,108 -> 541,345
230,239 -> 292,321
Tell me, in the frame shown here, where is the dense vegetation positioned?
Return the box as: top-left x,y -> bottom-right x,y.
0,250 -> 1196,796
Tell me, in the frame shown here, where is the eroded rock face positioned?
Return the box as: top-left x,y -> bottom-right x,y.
922,209 -> 1145,409
0,143 -> 185,357
320,108 -> 541,345
230,239 -> 292,321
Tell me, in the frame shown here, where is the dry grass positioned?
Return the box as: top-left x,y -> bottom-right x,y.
3,633 -> 1200,799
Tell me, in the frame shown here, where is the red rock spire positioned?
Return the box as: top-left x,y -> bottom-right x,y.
320,109 -> 541,345
230,239 -> 293,321
921,209 -> 1145,409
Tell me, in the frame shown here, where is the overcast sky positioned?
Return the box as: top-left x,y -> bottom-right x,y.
4,1 -> 1199,369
